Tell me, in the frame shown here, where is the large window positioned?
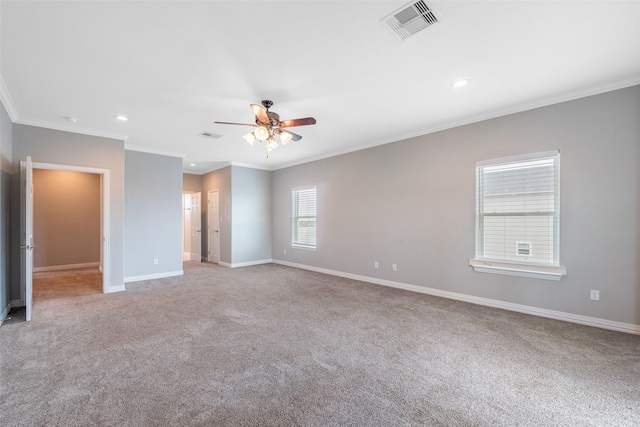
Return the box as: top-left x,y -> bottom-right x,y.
471,150 -> 565,280
291,186 -> 316,249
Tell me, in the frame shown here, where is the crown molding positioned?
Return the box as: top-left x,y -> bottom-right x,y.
0,74 -> 18,121
228,161 -> 272,171
273,77 -> 640,171
13,117 -> 128,142
125,143 -> 186,159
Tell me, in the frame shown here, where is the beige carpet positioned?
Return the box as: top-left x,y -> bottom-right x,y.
33,267 -> 103,301
1,262 -> 639,426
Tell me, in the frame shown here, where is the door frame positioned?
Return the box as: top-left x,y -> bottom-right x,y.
182,192 -> 192,261
21,161 -> 111,314
190,192 -> 202,262
208,189 -> 220,264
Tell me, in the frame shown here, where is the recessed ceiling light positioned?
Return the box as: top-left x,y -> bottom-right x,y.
451,79 -> 469,88
115,115 -> 128,121
190,163 -> 196,167
66,116 -> 78,123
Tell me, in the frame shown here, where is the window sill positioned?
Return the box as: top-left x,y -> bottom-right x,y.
291,244 -> 316,251
469,259 -> 566,281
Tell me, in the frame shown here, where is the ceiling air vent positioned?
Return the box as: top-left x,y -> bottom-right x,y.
380,0 -> 441,41
199,131 -> 222,139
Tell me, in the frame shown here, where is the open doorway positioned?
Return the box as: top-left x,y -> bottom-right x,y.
183,192 -> 191,261
182,191 -> 202,262
21,160 -> 111,320
32,169 -> 102,301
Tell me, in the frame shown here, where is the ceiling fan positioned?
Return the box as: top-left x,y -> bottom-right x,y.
215,100 -> 316,155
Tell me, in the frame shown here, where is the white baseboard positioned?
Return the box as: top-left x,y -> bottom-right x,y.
0,302 -> 9,326
107,285 -> 126,293
1,299 -> 24,326
34,262 -> 100,273
272,259 -> 640,335
123,270 -> 184,284
220,259 -> 272,269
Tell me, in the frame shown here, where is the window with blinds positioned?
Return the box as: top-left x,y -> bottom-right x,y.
291,186 -> 317,249
475,150 -> 560,266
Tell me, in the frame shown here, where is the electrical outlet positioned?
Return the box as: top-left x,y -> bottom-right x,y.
590,290 -> 600,301
154,258 -> 159,265
392,263 -> 397,271
374,261 -> 379,269
283,249 -> 287,255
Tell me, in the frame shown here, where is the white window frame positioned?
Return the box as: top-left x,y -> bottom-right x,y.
291,185 -> 317,250
469,150 -> 566,280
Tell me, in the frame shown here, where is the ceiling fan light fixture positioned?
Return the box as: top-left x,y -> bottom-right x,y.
254,126 -> 269,141
279,131 -> 293,146
214,100 -> 316,157
266,136 -> 279,151
243,131 -> 256,145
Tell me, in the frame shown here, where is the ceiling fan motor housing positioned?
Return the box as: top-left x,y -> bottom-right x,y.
255,111 -> 280,127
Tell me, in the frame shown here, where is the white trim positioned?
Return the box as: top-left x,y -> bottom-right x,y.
221,259 -> 272,269
107,285 -> 126,293
125,144 -> 186,159
469,259 -> 566,281
0,300 -> 24,326
31,162 -> 112,293
33,262 -> 100,273
229,162 -> 271,171
124,270 -> 184,283
0,74 -> 18,121
272,77 -> 640,171
0,302 -> 9,326
14,118 -> 127,142
290,244 -> 316,251
476,149 -> 560,167
272,260 -> 639,335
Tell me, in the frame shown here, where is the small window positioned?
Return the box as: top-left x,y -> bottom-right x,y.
291,186 -> 316,249
471,150 -> 565,280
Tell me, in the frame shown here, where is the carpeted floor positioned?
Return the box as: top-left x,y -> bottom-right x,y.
1,262 -> 639,426
32,267 -> 103,302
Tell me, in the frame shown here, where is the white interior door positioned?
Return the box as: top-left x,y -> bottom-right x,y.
190,192 -> 201,262
20,156 -> 34,321
208,189 -> 220,264
182,193 -> 191,260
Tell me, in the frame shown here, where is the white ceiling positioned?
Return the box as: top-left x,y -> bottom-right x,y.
1,1 -> 639,174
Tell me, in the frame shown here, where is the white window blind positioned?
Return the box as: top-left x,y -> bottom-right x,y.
476,150 -> 560,267
292,186 -> 316,249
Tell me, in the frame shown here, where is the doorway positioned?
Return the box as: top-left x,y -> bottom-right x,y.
208,189 -> 220,264
21,159 -> 111,321
32,169 -> 102,301
182,192 -> 202,262
182,192 -> 191,261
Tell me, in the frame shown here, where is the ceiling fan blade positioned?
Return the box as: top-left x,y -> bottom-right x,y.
280,129 -> 302,141
214,121 -> 256,127
279,117 -> 316,128
250,104 -> 270,123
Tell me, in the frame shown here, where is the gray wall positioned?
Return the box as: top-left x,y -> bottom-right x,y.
0,102 -> 12,319
272,85 -> 640,326
231,166 -> 272,264
124,150 -> 182,278
33,170 -> 100,269
12,124 -> 125,294
199,166 -> 272,266
202,167 -> 231,264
